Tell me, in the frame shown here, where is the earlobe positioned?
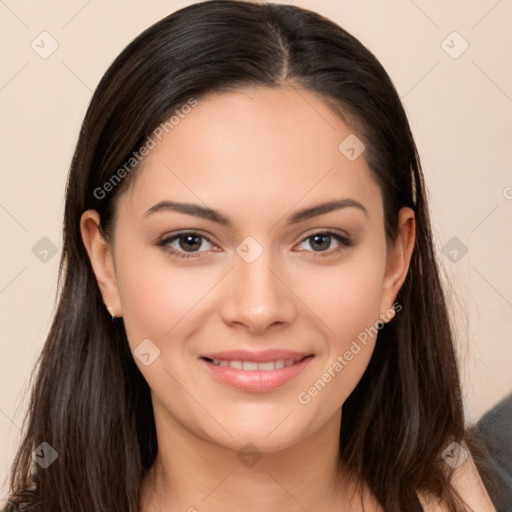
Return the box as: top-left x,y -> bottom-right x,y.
80,210 -> 122,318
379,207 -> 416,320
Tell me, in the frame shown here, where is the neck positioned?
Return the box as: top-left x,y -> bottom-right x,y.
140,402 -> 365,512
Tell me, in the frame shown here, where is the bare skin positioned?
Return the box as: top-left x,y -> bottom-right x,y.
80,86 -> 495,511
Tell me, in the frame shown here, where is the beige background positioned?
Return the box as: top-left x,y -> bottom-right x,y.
1,0 -> 511,500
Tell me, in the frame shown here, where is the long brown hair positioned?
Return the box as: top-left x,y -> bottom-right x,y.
5,1 -> 470,510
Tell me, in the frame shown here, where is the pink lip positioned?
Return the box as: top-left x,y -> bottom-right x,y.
199,350 -> 314,393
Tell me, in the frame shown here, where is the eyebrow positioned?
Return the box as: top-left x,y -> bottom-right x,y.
143,198 -> 368,226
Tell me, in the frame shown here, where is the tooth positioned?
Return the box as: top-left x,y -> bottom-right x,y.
258,361 -> 276,371
209,358 -> 300,370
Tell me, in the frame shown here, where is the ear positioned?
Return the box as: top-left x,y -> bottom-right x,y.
80,210 -> 122,317
378,207 -> 415,321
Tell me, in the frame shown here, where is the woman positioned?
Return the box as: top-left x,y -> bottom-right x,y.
3,1 -> 496,511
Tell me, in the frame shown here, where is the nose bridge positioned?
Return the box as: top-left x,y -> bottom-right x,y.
237,252 -> 278,301
219,237 -> 296,331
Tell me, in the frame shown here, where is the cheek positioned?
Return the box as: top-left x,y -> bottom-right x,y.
114,244 -> 215,346
293,247 -> 386,402
331,268 -> 384,344
297,250 -> 386,346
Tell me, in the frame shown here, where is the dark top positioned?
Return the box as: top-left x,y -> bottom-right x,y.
469,393 -> 512,512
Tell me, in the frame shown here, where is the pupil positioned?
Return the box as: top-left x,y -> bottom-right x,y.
179,235 -> 201,252
311,234 -> 330,251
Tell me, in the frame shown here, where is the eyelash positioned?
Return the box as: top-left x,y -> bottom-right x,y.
156,230 -> 354,260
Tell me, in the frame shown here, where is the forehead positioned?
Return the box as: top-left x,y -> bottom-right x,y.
118,86 -> 381,224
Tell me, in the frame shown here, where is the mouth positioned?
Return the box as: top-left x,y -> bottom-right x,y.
203,356 -> 305,370
199,350 -> 314,393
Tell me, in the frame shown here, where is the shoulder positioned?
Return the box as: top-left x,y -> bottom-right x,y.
467,395 -> 512,510
418,446 -> 497,512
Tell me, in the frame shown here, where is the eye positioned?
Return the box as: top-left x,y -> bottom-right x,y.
295,230 -> 353,256
157,231 -> 217,259
156,229 -> 353,260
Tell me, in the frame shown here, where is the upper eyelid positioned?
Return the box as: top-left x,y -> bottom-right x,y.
159,231 -> 217,249
161,230 -> 216,243
299,227 -> 351,240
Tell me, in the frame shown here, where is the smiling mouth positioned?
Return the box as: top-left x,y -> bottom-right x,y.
199,354 -> 315,392
201,355 -> 312,371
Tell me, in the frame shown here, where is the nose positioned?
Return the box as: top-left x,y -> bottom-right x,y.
219,250 -> 297,334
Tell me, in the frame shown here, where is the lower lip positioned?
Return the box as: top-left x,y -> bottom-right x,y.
200,356 -> 314,393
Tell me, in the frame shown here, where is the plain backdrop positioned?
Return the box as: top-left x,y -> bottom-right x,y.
1,0 -> 511,501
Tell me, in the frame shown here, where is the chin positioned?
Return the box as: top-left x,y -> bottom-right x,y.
199,411 -> 320,455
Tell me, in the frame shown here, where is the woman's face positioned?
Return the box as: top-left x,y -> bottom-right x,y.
83,86 -> 414,453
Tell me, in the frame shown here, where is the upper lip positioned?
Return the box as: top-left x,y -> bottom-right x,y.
200,349 -> 312,363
